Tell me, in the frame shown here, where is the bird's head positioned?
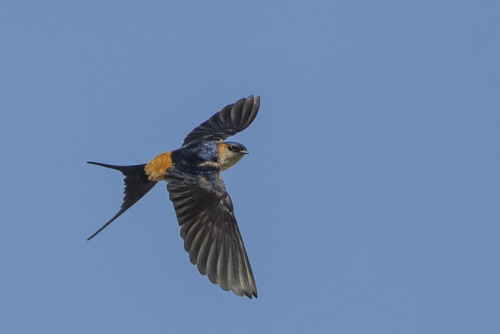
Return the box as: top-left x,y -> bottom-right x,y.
218,141 -> 249,171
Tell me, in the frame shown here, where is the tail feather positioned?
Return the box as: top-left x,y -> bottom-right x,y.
87,161 -> 157,240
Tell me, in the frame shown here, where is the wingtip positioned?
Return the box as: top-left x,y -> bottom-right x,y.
250,95 -> 260,111
246,95 -> 260,104
243,290 -> 258,299
233,288 -> 258,299
249,291 -> 258,299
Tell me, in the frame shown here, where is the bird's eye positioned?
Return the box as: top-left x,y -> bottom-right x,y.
228,145 -> 238,151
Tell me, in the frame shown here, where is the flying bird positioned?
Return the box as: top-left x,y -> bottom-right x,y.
88,95 -> 260,298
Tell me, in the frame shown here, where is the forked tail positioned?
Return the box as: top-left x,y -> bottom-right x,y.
87,162 -> 157,240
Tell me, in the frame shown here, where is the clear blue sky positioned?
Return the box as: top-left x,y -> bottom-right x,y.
1,1 -> 499,333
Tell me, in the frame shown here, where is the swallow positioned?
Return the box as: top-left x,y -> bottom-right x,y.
87,95 -> 259,298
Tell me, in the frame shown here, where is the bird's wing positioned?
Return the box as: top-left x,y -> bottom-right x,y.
165,168 -> 257,298
182,95 -> 260,147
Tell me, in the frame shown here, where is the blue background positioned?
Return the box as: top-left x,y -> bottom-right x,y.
1,1 -> 499,333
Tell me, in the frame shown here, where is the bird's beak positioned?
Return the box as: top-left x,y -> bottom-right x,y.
241,150 -> 249,155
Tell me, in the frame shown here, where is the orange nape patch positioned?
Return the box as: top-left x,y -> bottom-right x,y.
145,151 -> 172,181
218,142 -> 228,156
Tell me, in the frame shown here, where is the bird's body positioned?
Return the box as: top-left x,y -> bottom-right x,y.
88,96 -> 260,298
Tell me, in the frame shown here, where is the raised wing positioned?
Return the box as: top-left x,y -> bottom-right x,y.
165,169 -> 257,298
182,95 -> 260,147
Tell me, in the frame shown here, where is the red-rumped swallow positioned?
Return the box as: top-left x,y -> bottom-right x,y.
88,96 -> 260,298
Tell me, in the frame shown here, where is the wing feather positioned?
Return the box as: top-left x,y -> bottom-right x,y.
182,96 -> 260,147
166,169 -> 257,298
